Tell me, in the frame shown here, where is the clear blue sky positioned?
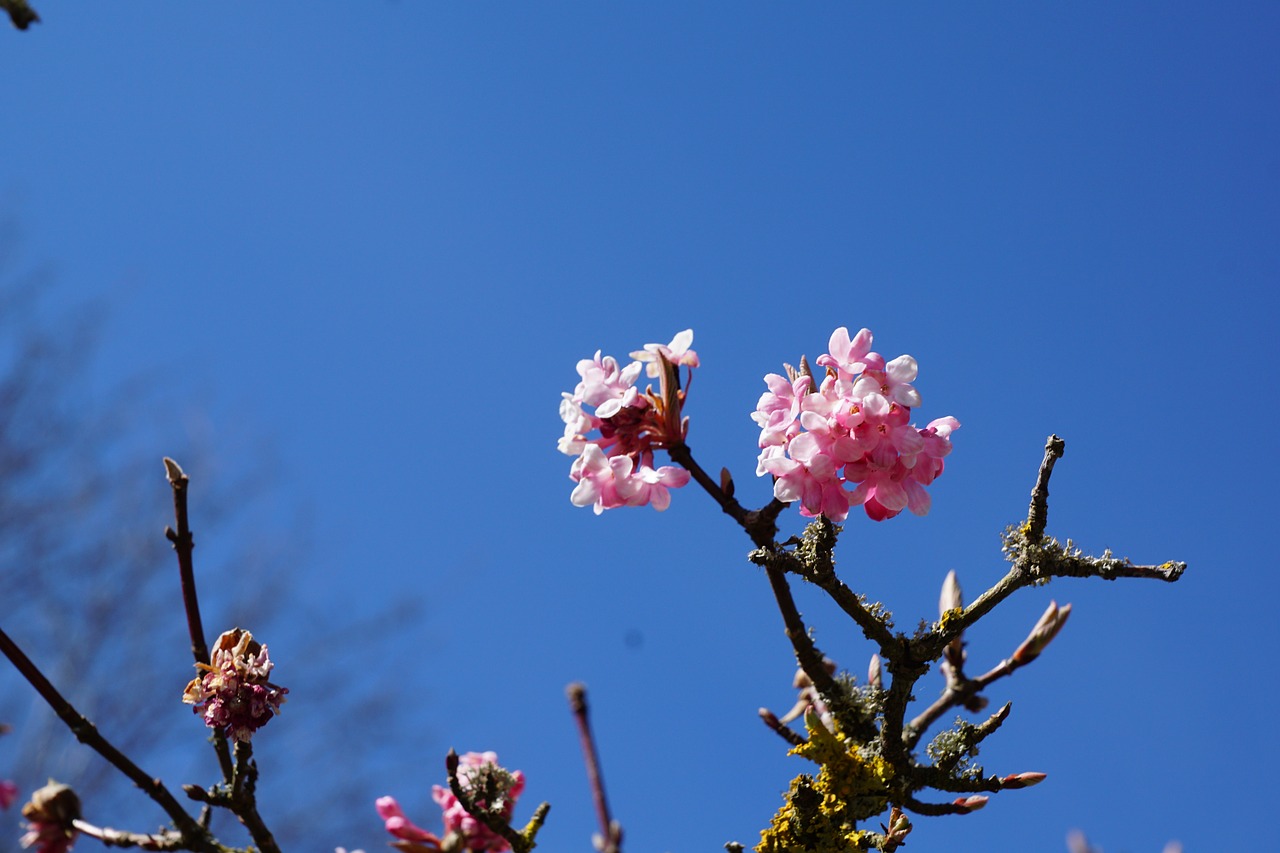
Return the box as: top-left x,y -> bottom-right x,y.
2,3 -> 1277,851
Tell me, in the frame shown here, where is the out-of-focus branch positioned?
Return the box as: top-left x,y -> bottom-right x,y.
1,0 -> 38,30
0,627 -> 219,852
72,820 -> 184,851
566,684 -> 622,853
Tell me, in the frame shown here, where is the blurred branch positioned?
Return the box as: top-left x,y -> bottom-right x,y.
0,627 -> 217,850
1,0 -> 38,30
566,684 -> 622,853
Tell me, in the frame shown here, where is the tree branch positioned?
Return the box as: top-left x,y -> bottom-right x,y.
0,627 -> 220,852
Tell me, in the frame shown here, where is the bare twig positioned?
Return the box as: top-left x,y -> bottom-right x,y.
566,684 -> 622,853
0,627 -> 219,852
665,441 -> 785,549
163,458 -> 235,783
71,820 -> 185,851
1028,435 -> 1065,541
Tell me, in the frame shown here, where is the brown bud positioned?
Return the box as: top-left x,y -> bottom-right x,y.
21,780 -> 80,825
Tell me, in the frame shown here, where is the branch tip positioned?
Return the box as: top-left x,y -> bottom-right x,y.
163,457 -> 187,486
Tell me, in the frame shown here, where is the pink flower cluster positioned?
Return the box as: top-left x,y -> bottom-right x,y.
377,752 -> 525,853
182,628 -> 288,743
754,326 -> 958,522
559,331 -> 697,513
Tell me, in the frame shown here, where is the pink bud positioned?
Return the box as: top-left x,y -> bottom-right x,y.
953,795 -> 988,813
1001,772 -> 1047,788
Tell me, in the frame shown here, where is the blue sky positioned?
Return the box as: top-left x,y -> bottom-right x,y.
1,3 -> 1277,851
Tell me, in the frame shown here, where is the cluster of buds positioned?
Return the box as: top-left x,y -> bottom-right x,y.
182,628 -> 287,742
559,331 -> 698,513
754,326 -> 958,522
19,781 -> 79,853
378,752 -> 526,853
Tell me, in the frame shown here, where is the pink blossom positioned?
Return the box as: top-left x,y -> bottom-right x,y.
815,326 -> 879,377
573,351 -> 642,419
561,333 -> 697,513
752,373 -> 810,448
376,797 -> 442,849
625,464 -> 692,511
0,780 -> 17,810
631,329 -> 699,378
182,628 -> 287,742
754,327 -> 958,521
569,444 -> 637,514
432,752 -> 526,853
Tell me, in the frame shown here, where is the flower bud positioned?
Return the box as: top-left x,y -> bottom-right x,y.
952,795 -> 988,813
939,570 -> 963,617
1012,602 -> 1072,665
1001,771 -> 1047,788
20,781 -> 80,853
867,654 -> 882,690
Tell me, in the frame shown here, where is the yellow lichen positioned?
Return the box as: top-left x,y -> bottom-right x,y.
936,606 -> 965,635
756,714 -> 893,852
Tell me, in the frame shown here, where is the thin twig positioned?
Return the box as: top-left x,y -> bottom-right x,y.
566,684 -> 622,853
1027,435 -> 1065,542
163,458 -> 235,782
665,442 -> 784,548
229,741 -> 281,853
761,565 -> 846,710
71,820 -> 185,851
0,627 -> 218,851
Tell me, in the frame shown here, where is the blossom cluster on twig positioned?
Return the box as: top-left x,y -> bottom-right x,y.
0,323 -> 1186,853
558,327 -> 1185,851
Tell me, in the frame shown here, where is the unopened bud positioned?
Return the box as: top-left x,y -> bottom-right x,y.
798,355 -> 813,381
868,654 -> 882,690
939,570 -> 963,617
1012,601 -> 1072,665
720,468 -> 735,498
162,457 -> 186,484
1001,771 -> 1047,788
21,781 -> 79,825
952,795 -> 988,813
20,781 -> 80,853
